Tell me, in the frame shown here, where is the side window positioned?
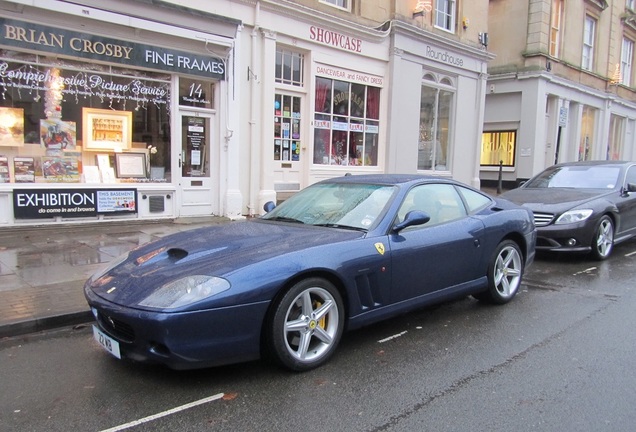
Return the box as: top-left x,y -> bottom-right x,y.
457,186 -> 492,213
626,166 -> 636,186
398,184 -> 466,226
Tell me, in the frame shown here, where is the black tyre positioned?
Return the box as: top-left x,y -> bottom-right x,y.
267,278 -> 344,371
590,216 -> 614,260
474,240 -> 523,304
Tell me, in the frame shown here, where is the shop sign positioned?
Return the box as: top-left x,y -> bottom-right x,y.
315,65 -> 383,87
0,18 -> 225,80
310,26 -> 362,53
13,188 -> 137,219
425,45 -> 465,68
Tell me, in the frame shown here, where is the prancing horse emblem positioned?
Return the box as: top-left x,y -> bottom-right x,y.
374,242 -> 385,255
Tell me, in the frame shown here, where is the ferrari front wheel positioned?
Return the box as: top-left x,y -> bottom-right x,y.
267,278 -> 344,371
475,240 -> 523,305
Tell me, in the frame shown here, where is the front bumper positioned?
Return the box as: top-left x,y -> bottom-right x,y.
535,221 -> 595,253
84,284 -> 270,370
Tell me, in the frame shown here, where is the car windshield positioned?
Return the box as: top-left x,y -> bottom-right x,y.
262,183 -> 397,230
524,165 -> 620,189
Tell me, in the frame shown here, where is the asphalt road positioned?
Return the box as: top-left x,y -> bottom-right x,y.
2,243 -> 636,432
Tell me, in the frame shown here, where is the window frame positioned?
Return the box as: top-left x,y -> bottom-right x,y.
621,37 -> 634,87
319,0 -> 350,12
550,0 -> 564,57
582,15 -> 596,71
418,74 -> 455,173
434,0 -> 456,33
275,47 -> 305,87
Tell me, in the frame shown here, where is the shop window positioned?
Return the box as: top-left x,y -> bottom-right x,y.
578,105 -> 597,161
313,77 -> 380,166
274,93 -> 301,162
621,38 -> 634,87
0,53 -> 171,184
435,0 -> 456,33
550,0 -> 564,57
481,131 -> 516,167
607,115 -> 625,161
582,16 -> 596,71
275,48 -> 304,87
419,79 -> 453,172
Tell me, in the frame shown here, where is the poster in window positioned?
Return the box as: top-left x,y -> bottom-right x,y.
0,156 -> 9,182
14,157 -> 35,182
40,119 -> 76,150
41,156 -> 80,182
0,107 -> 24,147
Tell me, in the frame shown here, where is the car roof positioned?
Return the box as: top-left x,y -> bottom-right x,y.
319,174 -> 453,186
552,160 -> 633,168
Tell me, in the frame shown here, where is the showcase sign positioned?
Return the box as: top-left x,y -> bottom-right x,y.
0,18 -> 225,80
13,188 -> 137,219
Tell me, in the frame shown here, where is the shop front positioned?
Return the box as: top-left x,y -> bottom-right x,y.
0,1 -> 239,226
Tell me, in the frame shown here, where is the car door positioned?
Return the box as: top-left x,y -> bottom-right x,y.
616,165 -> 636,236
388,184 -> 485,304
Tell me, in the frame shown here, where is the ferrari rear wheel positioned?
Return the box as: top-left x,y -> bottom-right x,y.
475,240 -> 523,304
268,278 -> 344,371
590,216 -> 614,260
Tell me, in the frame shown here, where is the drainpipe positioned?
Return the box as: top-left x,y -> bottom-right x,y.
248,1 -> 261,216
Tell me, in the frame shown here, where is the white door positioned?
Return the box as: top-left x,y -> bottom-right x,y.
177,110 -> 216,216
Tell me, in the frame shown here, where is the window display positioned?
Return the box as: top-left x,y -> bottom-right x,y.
419,81 -> 452,171
274,94 -> 301,162
313,77 -> 379,166
0,52 -> 171,184
481,131 -> 516,166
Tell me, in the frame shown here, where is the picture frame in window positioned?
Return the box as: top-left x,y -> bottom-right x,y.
83,108 -> 132,151
115,152 -> 147,178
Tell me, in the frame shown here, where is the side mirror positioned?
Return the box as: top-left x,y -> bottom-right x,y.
263,201 -> 276,213
627,183 -> 636,193
392,210 -> 431,233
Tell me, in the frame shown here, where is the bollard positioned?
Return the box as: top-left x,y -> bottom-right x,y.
497,160 -> 503,195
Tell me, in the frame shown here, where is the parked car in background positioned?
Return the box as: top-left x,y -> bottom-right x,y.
501,161 -> 636,260
85,174 -> 535,372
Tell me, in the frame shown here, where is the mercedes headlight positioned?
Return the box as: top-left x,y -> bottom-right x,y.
555,209 -> 593,225
139,275 -> 231,309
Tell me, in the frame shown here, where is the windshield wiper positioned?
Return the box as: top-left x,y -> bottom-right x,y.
266,216 -> 305,224
313,223 -> 367,232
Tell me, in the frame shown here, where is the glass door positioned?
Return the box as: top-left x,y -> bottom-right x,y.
177,110 -> 215,216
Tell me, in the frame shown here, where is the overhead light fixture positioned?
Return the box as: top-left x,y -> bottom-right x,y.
413,0 -> 431,18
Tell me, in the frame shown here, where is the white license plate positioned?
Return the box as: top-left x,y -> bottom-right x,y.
93,325 -> 121,359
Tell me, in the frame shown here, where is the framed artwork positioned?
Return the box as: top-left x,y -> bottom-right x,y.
83,108 -> 132,151
115,152 -> 146,178
40,119 -> 76,150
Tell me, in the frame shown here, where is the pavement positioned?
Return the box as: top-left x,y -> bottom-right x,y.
0,186 -> 504,340
0,216 -> 230,339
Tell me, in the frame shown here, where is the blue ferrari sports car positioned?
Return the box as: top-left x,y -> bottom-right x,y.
85,174 -> 536,371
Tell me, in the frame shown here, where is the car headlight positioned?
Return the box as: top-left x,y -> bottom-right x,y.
555,209 -> 593,225
138,275 -> 231,309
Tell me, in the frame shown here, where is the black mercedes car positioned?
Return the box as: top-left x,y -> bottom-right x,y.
502,161 -> 636,260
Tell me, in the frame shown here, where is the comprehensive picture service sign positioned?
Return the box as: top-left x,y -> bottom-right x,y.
13,188 -> 138,219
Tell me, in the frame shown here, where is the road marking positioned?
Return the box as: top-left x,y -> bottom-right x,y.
625,250 -> 636,257
100,393 -> 225,432
573,267 -> 596,276
378,331 -> 408,343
